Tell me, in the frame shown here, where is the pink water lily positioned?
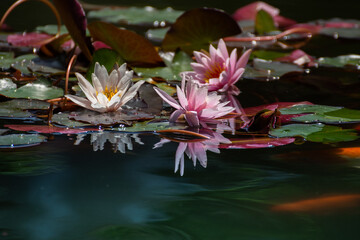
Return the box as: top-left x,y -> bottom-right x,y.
153,77 -> 235,127
182,39 -> 252,96
66,62 -> 144,113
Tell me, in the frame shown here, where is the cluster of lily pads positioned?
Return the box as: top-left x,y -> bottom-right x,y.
1,0 -> 360,175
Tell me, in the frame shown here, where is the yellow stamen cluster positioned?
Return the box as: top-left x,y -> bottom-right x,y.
102,86 -> 118,101
203,62 -> 226,83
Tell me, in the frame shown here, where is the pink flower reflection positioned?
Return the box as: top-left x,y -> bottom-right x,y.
154,129 -> 230,176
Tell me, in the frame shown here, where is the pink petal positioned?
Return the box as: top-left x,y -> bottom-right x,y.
153,87 -> 181,110
169,109 -> 184,123
175,142 -> 187,175
232,1 -> 280,21
176,85 -> 188,109
236,49 -> 252,69
185,111 -> 200,127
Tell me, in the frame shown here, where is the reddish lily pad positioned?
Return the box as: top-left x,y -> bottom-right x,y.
162,8 -> 241,54
88,21 -> 164,67
4,125 -> 96,134
218,137 -> 295,149
7,33 -> 53,48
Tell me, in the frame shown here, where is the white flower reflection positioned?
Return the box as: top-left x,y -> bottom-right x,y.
154,129 -> 230,176
75,131 -> 143,153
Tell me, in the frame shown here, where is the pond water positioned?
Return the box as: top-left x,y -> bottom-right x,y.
1,0 -> 360,239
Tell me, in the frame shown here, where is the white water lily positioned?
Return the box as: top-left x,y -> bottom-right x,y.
66,62 -> 144,113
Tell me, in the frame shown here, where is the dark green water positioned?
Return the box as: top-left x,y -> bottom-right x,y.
1,0 -> 360,239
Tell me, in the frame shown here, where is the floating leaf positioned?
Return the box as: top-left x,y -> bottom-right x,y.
251,50 -> 289,61
317,55 -> 360,68
0,78 -> 63,100
88,21 -> 164,67
51,112 -> 91,127
307,125 -> 358,143
270,123 -> 324,138
162,8 -> 241,54
0,134 -> 47,148
0,78 -> 16,91
86,48 -> 125,81
255,10 -> 278,35
35,24 -> 69,35
0,129 -> 8,135
88,6 -> 183,25
325,108 -> 360,120
218,137 -> 295,149
69,109 -> 154,125
4,125 -> 95,134
53,0 -> 93,61
110,119 -> 185,133
7,33 -> 53,48
0,53 -> 37,71
320,27 -> 360,40
134,51 -> 192,81
279,104 -> 342,115
243,58 -> 304,80
146,28 -> 170,42
0,99 -> 50,110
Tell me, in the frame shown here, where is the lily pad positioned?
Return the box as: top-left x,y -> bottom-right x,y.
35,24 -> 70,35
292,113 -> 360,124
68,109 -> 154,125
218,137 -> 295,149
134,51 -> 192,81
320,27 -> 360,40
0,78 -> 17,91
0,134 -> 47,148
88,21 -> 164,67
0,53 -> 37,71
0,99 -> 50,119
0,78 -> 64,100
307,125 -> 358,143
270,123 -> 324,138
88,6 -> 183,25
317,55 -> 360,68
251,50 -> 289,61
162,8 -> 241,54
279,104 -> 342,115
110,119 -> 186,133
146,28 -> 170,42
4,125 -> 96,134
255,9 -> 277,35
51,112 -> 92,127
0,129 -> 8,135
243,58 -> 304,80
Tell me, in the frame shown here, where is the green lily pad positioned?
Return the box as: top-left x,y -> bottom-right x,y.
320,27 -> 360,40
270,123 -> 324,138
280,104 -> 342,115
0,53 -> 37,71
51,112 -> 92,127
88,21 -> 164,67
243,58 -> 304,80
146,27 -> 170,41
0,134 -> 47,148
134,51 -> 192,81
35,25 -> 69,35
291,113 -> 360,124
0,78 -> 17,91
110,119 -> 185,133
317,55 -> 360,68
255,10 -> 277,35
325,108 -> 360,120
162,8 -> 241,54
0,99 -> 50,118
88,6 -> 183,25
251,50 -> 289,61
307,125 -> 358,143
86,48 -> 125,81
0,78 -> 64,100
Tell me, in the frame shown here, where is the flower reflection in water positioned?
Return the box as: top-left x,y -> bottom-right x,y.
75,131 -> 143,153
154,129 -> 231,176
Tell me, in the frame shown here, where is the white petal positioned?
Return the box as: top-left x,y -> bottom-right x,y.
75,73 -> 97,104
65,94 -> 93,110
117,80 -> 144,107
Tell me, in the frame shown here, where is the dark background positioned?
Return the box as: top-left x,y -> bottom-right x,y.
0,0 -> 359,31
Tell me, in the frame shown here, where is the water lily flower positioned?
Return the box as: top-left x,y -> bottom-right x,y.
153,77 -> 235,127
182,39 -> 252,95
154,129 -> 231,176
66,62 -> 144,113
